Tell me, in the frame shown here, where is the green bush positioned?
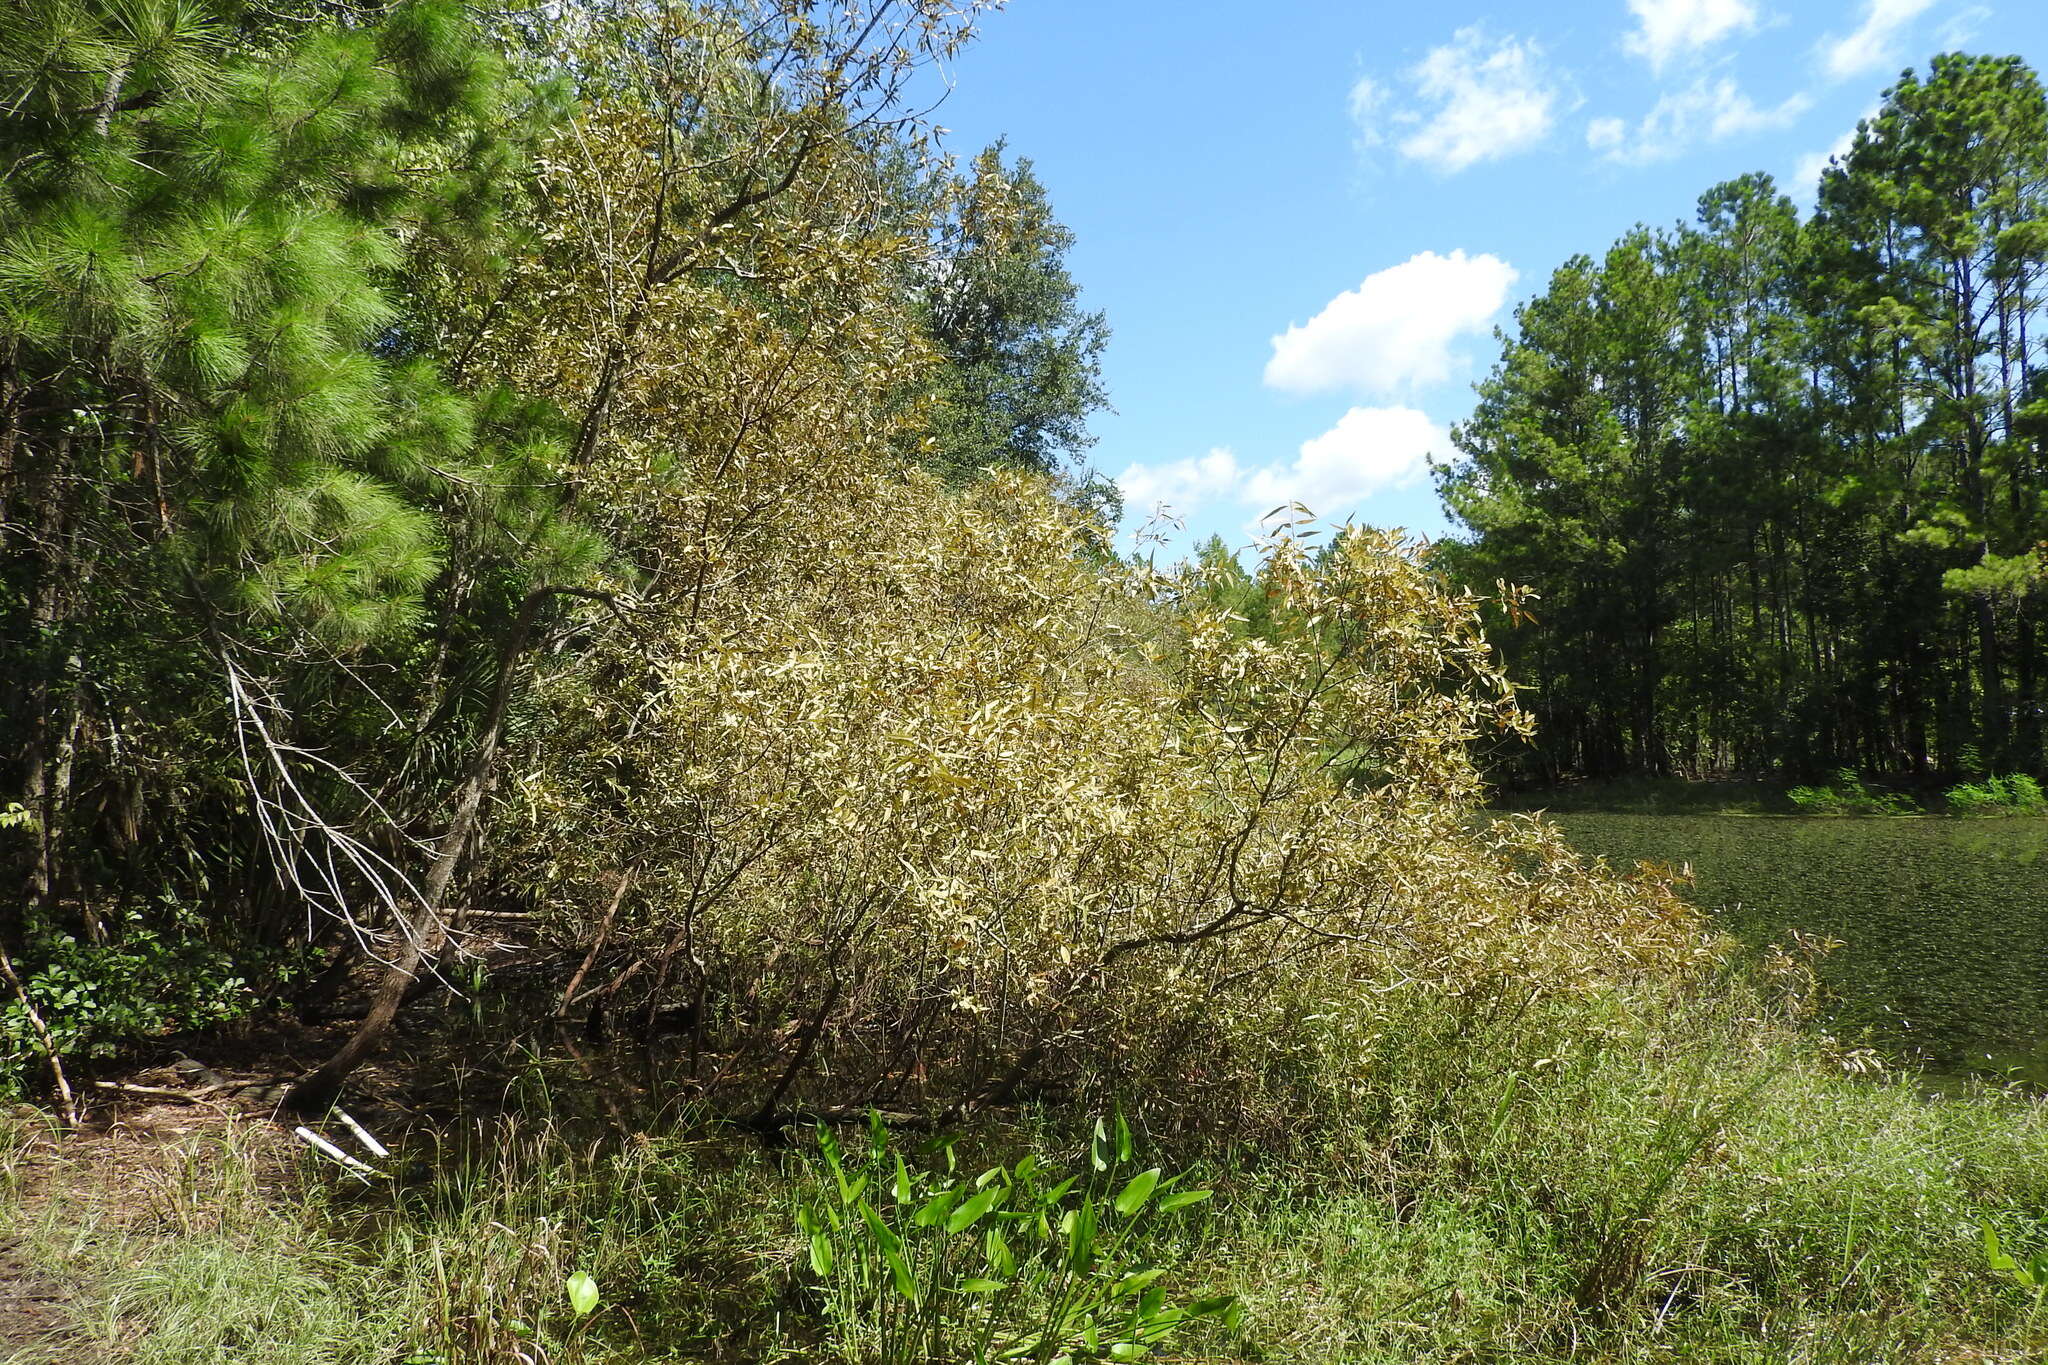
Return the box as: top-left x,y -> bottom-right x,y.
1787,769 -> 1917,815
1945,773 -> 2048,816
0,899 -> 273,1093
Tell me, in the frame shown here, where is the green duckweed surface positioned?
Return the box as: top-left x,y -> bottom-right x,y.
1551,813 -> 2048,1085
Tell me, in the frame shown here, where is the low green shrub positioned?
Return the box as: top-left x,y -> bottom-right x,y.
1787,768 -> 1918,815
0,898 -> 275,1095
1945,773 -> 2048,816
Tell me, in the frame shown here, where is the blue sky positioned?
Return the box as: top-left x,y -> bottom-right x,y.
924,0 -> 2048,559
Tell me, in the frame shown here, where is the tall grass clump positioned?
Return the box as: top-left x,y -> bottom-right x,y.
1187,962 -> 2048,1362
353,1107 -> 800,1362
2,1126 -> 419,1365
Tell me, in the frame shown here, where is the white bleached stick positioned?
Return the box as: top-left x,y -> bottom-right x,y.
333,1108 -> 390,1158
293,1125 -> 380,1179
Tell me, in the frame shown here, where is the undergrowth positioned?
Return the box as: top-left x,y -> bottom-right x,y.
1945,773 -> 2048,816
3,971 -> 2046,1363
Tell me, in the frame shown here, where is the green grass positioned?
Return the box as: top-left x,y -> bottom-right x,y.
7,974 -> 2048,1363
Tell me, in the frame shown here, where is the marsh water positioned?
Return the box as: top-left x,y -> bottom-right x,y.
1550,814 -> 2048,1087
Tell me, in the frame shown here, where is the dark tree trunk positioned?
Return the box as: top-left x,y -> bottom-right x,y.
284,587 -> 614,1115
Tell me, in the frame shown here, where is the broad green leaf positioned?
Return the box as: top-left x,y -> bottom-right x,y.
883,1242 -> 917,1300
1986,1222 -> 2018,1272
565,1271 -> 600,1318
1114,1167 -> 1161,1217
1112,1268 -> 1164,1298
857,1199 -> 899,1250
913,1186 -> 961,1228
856,1199 -> 915,1300
947,1182 -> 1003,1234
867,1109 -> 889,1162
1067,1200 -> 1097,1270
1156,1189 -> 1212,1213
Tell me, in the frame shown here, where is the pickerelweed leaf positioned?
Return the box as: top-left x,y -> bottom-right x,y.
1114,1167 -> 1161,1217
947,1182 -> 1003,1234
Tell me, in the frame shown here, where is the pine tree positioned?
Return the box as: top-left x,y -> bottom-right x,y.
0,0 -> 591,1065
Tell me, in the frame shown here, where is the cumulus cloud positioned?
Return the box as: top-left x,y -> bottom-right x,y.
1354,27 -> 1563,174
1819,0 -> 1936,82
1244,407 -> 1447,517
1113,410 -> 1449,539
1114,447 -> 1245,523
1623,0 -> 1762,72
1264,250 -> 1519,397
1589,78 -> 1812,164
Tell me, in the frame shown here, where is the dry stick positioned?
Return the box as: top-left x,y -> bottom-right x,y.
332,1108 -> 390,1159
573,958 -> 645,1009
90,1082 -> 239,1119
557,869 -> 634,1017
291,1126 -> 378,1180
285,587 -> 621,1116
92,1080 -> 238,1100
0,942 -> 75,1127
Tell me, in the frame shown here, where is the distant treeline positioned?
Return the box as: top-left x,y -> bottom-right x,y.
1439,54 -> 2048,784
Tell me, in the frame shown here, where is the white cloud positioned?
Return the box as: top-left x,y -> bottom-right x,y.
1264,250 -> 1519,397
1819,0 -> 1936,83
1115,447 -> 1244,523
1354,27 -> 1563,174
1245,407 -> 1447,517
1112,409 -> 1450,538
1348,76 -> 1385,124
1590,78 -> 1813,165
1623,0 -> 1762,72
1793,116 -> 1864,193
1587,115 -> 1628,153
1936,4 -> 1990,50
